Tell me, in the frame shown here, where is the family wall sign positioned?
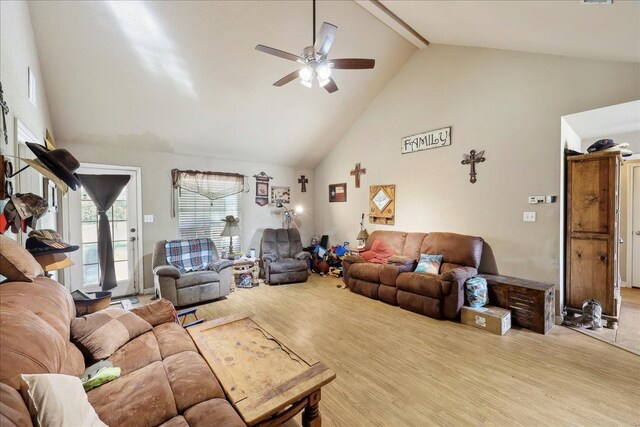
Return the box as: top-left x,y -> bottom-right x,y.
401,126 -> 451,154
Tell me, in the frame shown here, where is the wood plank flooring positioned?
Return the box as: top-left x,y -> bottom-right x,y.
196,275 -> 640,426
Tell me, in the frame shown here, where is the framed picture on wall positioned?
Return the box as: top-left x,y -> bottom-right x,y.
329,183 -> 347,202
271,186 -> 290,204
42,177 -> 57,212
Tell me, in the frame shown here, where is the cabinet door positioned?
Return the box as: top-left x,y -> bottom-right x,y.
568,159 -> 611,234
568,236 -> 613,314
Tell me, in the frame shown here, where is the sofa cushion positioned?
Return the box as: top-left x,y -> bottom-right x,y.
131,298 -> 176,326
108,331 -> 162,376
401,233 -> 428,259
396,273 -> 443,299
20,374 -> 107,427
0,382 -> 32,427
153,322 -> 197,359
183,399 -> 245,427
176,271 -> 220,289
0,304 -> 67,389
163,351 -> 225,412
159,416 -> 190,427
268,258 -> 307,273
88,361 -> 178,427
420,232 -> 483,269
0,235 -> 44,282
71,308 -> 153,361
60,342 -> 85,377
349,263 -> 382,283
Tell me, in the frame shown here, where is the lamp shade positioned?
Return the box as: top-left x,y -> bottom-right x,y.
220,215 -> 241,237
33,252 -> 74,272
357,229 -> 369,241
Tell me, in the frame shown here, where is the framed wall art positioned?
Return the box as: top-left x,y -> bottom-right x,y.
329,183 -> 347,203
369,184 -> 395,225
271,186 -> 290,204
253,172 -> 272,206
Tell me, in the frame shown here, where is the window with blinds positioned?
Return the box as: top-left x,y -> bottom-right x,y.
177,177 -> 243,254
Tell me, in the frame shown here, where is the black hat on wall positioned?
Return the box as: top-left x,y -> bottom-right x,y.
25,142 -> 81,190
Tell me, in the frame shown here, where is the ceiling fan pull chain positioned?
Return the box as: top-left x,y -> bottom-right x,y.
312,0 -> 316,47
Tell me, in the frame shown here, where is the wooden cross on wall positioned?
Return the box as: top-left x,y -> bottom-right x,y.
461,150 -> 485,184
350,163 -> 367,188
298,175 -> 308,192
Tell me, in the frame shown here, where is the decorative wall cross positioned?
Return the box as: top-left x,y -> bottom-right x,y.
0,82 -> 9,145
298,175 -> 308,192
350,163 -> 367,188
461,150 -> 485,184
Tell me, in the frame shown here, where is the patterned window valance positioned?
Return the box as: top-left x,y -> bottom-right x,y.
171,169 -> 248,217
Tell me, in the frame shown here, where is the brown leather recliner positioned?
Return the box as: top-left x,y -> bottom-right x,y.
260,228 -> 311,284
343,231 -> 483,319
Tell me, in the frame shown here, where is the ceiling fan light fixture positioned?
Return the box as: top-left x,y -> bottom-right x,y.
300,79 -> 313,88
299,67 -> 313,82
317,64 -> 331,80
318,77 -> 330,87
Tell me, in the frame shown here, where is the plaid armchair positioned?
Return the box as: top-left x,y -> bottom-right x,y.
152,239 -> 233,307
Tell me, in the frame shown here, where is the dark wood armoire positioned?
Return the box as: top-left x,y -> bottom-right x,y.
566,151 -> 621,328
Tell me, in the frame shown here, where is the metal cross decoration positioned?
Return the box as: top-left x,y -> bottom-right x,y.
350,163 -> 367,188
461,150 -> 485,184
0,82 -> 9,145
298,175 -> 308,192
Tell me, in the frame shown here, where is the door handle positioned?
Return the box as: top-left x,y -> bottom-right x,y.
636,231 -> 640,236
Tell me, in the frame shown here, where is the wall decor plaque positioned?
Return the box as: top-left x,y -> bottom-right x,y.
369,184 -> 395,225
329,183 -> 347,203
401,127 -> 451,154
271,186 -> 290,204
253,172 -> 272,206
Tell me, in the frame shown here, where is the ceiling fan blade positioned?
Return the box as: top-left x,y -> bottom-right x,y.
314,22 -> 337,58
273,70 -> 300,87
331,58 -> 375,70
323,77 -> 338,94
255,44 -> 302,62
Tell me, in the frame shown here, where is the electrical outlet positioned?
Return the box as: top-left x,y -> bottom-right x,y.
144,215 -> 154,223
523,212 -> 536,222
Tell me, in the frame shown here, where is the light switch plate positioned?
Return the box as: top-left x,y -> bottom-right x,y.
523,212 -> 536,222
144,214 -> 154,223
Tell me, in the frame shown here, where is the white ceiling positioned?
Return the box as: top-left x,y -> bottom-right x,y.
378,0 -> 640,63
563,100 -> 640,139
27,1 -> 415,167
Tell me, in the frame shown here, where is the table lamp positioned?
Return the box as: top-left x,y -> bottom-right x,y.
220,215 -> 241,254
356,229 -> 369,249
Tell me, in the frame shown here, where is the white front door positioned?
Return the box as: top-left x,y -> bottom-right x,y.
631,165 -> 640,288
64,164 -> 142,297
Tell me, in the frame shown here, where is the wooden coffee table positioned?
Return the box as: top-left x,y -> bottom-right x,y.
188,313 -> 336,426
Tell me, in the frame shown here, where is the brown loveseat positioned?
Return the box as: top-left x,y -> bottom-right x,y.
0,276 -> 245,427
343,230 -> 483,319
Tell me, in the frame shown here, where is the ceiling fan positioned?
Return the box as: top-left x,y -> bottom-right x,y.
255,0 -> 375,94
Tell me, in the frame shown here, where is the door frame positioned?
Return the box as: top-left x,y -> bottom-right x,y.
627,161 -> 640,288
60,163 -> 144,294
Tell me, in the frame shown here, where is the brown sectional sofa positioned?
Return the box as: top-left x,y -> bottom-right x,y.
343,230 -> 483,319
0,276 -> 245,427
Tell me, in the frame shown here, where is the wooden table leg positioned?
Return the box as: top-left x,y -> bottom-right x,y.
302,389 -> 322,427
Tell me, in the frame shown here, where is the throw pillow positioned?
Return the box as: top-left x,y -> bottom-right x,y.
415,254 -> 443,275
71,308 -> 152,361
0,235 -> 44,282
20,374 -> 107,427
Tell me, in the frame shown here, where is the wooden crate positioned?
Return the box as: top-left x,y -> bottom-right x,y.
477,274 -> 555,335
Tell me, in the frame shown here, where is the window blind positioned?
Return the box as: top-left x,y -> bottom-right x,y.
177,176 -> 243,254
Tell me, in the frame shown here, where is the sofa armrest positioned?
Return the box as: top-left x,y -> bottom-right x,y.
262,253 -> 278,263
153,265 -> 181,279
210,259 -> 233,272
441,266 -> 478,282
294,251 -> 311,260
130,299 -> 177,326
343,255 -> 366,264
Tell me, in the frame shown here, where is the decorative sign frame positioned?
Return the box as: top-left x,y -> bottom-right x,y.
369,184 -> 395,225
401,126 -> 451,154
271,186 -> 290,204
329,183 -> 347,202
253,172 -> 272,206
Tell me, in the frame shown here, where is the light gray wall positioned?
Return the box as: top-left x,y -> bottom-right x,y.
313,44 -> 640,297
60,142 -> 314,291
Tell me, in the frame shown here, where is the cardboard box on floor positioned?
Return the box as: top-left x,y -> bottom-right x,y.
461,305 -> 511,335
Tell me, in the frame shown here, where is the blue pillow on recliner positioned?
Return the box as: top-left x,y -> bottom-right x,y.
415,254 -> 443,275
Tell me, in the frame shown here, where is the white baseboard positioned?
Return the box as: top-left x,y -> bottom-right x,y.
621,281 -> 631,288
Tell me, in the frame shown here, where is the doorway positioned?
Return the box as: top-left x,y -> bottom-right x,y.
629,163 -> 640,288
63,164 -> 143,297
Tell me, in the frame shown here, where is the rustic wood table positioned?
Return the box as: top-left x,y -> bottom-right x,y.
188,312 -> 336,426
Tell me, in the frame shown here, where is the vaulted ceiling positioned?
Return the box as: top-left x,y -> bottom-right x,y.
28,1 -> 639,168
28,1 -> 416,167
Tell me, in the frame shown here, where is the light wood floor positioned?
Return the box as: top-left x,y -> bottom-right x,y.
196,275 -> 640,426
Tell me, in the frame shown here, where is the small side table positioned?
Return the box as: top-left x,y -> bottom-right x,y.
348,248 -> 365,257
231,258 -> 260,290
